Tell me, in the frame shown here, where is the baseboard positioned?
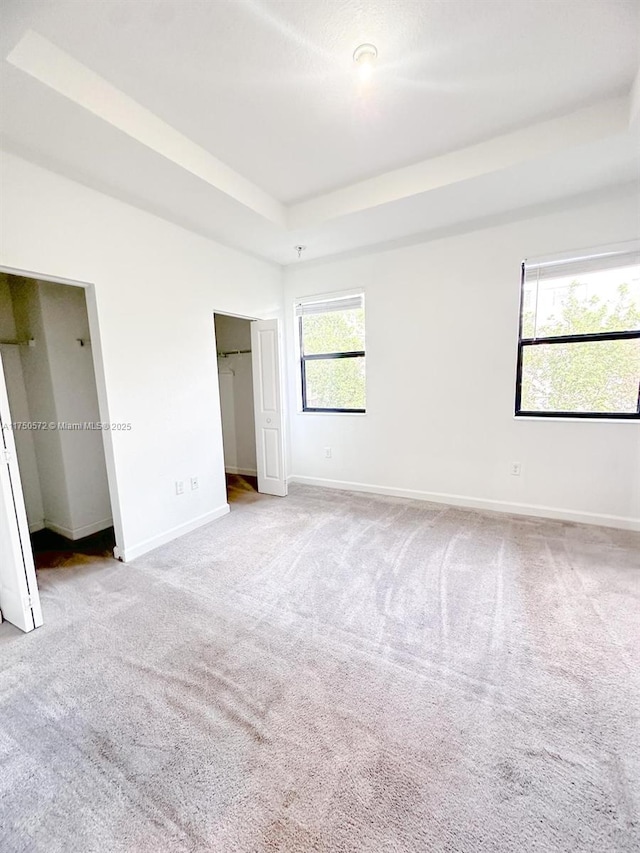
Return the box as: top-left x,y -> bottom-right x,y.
115,504 -> 230,562
44,517 -> 114,540
28,520 -> 45,534
225,466 -> 257,476
288,475 -> 640,531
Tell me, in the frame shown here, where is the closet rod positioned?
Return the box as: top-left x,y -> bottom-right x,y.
218,348 -> 251,357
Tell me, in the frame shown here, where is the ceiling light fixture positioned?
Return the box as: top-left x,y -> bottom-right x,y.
353,43 -> 378,81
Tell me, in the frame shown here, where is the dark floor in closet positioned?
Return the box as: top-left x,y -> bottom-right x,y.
226,473 -> 259,504
30,527 -> 116,569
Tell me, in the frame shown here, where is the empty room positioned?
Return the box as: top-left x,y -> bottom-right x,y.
0,2 -> 638,852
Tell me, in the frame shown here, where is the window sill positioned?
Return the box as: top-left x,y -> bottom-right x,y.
297,410 -> 367,417
514,414 -> 639,424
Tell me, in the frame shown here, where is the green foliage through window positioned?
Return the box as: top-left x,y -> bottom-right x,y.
301,308 -> 365,355
518,256 -> 640,417
299,298 -> 366,412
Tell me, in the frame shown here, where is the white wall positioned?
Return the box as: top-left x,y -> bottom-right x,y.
0,275 -> 44,530
214,314 -> 257,476
10,278 -> 69,532
0,151 -> 282,560
214,314 -> 252,353
284,187 -> 640,529
43,282 -> 112,536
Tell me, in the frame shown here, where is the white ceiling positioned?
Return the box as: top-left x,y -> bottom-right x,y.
1,0 -> 639,265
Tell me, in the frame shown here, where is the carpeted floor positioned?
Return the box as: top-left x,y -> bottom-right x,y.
1,480 -> 639,852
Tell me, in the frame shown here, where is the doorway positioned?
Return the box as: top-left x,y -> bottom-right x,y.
214,313 -> 258,503
213,312 -> 287,503
0,272 -> 116,579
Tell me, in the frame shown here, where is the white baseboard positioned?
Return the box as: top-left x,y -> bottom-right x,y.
288,475 -> 640,531
115,504 -> 230,562
28,520 -> 45,534
44,517 -> 113,540
225,466 -> 257,476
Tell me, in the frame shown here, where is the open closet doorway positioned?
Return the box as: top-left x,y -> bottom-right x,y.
0,271 -> 119,632
213,313 -> 287,504
214,313 -> 258,502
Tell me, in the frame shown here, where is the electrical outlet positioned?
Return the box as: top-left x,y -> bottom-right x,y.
511,462 -> 521,476
324,447 -> 332,459
191,476 -> 199,491
175,480 -> 184,495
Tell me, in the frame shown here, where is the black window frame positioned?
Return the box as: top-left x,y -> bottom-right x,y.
515,261 -> 640,420
298,304 -> 366,414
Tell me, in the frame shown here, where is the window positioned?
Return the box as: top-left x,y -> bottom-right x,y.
297,294 -> 366,413
516,245 -> 640,419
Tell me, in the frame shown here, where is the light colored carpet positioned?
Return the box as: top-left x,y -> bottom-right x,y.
1,478 -> 639,852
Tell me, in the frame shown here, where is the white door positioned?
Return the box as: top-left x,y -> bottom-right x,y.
0,353 -> 43,632
251,319 -> 287,497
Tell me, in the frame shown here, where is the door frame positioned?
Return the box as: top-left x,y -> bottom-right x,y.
0,350 -> 43,630
0,265 -> 125,558
212,309 -> 288,494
